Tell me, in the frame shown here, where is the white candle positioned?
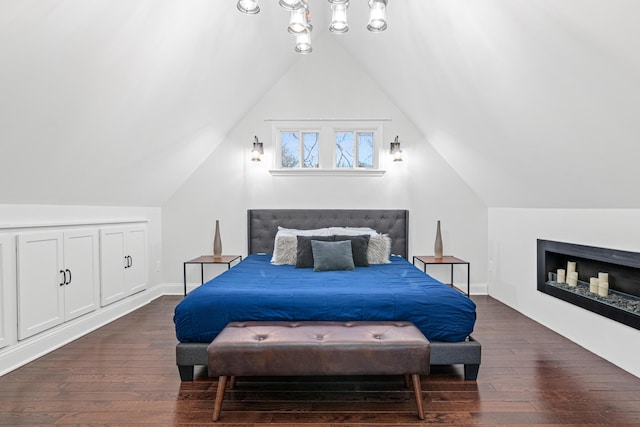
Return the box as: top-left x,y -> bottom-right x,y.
598,282 -> 609,297
567,271 -> 578,286
556,269 -> 566,284
567,261 -> 576,275
598,272 -> 608,283
589,277 -> 599,293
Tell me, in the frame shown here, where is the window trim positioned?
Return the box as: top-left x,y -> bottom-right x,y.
269,119 -> 386,175
269,168 -> 386,177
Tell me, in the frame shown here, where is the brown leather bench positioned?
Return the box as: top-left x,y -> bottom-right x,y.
207,320 -> 431,421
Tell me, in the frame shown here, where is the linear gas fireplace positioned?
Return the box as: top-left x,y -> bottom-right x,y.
537,239 -> 640,330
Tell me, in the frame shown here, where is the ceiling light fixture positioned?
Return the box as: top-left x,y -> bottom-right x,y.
237,0 -> 389,54
279,0 -> 303,11
237,0 -> 260,14
367,0 -> 388,32
329,2 -> 349,34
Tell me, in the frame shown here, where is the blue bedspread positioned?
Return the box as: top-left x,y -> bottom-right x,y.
174,254 -> 476,343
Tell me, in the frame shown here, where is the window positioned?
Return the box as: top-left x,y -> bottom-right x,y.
270,120 -> 385,175
335,131 -> 374,169
280,131 -> 319,168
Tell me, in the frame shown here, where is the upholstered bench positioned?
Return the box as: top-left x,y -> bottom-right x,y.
207,321 -> 431,421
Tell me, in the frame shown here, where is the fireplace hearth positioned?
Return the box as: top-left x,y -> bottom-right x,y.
537,239 -> 640,330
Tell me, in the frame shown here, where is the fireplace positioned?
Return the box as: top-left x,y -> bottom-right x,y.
537,239 -> 640,330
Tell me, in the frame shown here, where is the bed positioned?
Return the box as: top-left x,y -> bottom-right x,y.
174,209 -> 481,381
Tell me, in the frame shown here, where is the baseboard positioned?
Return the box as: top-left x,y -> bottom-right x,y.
452,282 -> 488,296
163,282 -> 208,296
0,284 -> 165,377
470,282 -> 488,295
164,282 -> 189,296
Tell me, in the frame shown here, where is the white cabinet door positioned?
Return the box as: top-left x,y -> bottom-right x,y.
63,230 -> 99,321
0,235 -> 11,349
99,228 -> 127,307
125,227 -> 147,295
100,225 -> 147,307
17,232 -> 65,340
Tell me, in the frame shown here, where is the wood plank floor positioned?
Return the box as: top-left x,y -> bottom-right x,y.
1,295 -> 639,426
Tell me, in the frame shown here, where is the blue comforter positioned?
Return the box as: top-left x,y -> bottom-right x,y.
174,254 -> 476,343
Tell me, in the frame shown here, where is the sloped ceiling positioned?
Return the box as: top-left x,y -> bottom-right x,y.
1,1 -> 639,208
339,0 -> 640,208
0,0 -> 302,206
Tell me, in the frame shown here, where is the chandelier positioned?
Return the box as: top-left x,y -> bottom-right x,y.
236,0 -> 389,54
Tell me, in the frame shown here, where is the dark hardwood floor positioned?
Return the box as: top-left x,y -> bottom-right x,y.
1,295 -> 639,426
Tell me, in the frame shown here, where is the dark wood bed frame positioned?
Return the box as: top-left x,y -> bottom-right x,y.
176,209 -> 481,381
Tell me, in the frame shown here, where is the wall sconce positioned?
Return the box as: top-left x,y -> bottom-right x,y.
390,136 -> 403,162
251,136 -> 264,162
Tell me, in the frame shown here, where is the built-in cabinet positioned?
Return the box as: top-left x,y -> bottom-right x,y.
16,229 -> 100,340
0,219 -> 149,376
6,221 -> 147,343
0,235 -> 11,349
99,225 -> 147,306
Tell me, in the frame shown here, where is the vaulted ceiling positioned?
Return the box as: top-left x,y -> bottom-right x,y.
1,1 -> 639,207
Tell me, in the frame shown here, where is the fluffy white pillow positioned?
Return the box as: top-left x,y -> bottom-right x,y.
271,227 -> 332,264
271,235 -> 297,265
367,234 -> 392,264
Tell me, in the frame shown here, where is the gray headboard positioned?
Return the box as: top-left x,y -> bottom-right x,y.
247,209 -> 409,259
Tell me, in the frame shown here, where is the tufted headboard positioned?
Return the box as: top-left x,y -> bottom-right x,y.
247,209 -> 409,259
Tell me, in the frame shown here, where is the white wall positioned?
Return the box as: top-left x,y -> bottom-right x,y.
488,208 -> 640,378
163,35 -> 488,293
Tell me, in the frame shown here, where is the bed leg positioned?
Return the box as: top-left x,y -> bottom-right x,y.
404,374 -> 411,389
178,365 -> 194,381
464,363 -> 480,380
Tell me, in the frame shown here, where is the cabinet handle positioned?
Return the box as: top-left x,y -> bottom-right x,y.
59,270 -> 66,286
65,269 -> 72,285
124,256 -> 129,269
128,255 -> 133,268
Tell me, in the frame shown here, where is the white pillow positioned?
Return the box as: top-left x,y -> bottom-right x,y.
271,226 -> 332,264
328,227 -> 378,236
276,226 -> 333,236
271,235 -> 297,265
367,234 -> 392,264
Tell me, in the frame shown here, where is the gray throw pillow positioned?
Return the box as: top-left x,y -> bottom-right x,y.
333,235 -> 370,267
296,235 -> 335,268
311,240 -> 355,272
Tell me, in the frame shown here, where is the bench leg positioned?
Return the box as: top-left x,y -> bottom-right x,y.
229,376 -> 236,390
411,374 -> 425,420
212,376 -> 227,422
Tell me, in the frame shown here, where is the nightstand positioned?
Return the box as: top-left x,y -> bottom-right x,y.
412,255 -> 470,297
183,255 -> 242,296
